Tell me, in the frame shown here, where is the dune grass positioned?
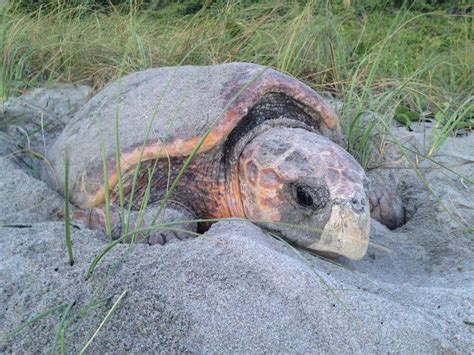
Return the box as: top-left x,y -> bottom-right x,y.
1,2 -> 472,156
1,1 -> 472,160
1,4 -> 471,95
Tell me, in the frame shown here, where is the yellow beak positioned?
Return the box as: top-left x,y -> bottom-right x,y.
307,203 -> 370,260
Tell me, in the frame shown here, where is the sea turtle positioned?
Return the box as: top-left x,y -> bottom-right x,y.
46,63 -> 385,260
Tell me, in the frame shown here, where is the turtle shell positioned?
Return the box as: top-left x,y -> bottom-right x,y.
47,62 -> 344,208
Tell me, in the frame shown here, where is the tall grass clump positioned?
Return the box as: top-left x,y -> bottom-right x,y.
2,1 -> 471,160
2,1 -> 470,97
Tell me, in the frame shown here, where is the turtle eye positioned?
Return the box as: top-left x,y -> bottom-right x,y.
296,185 -> 314,207
291,183 -> 329,210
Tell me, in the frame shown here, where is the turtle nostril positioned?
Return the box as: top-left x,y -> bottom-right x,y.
350,196 -> 366,213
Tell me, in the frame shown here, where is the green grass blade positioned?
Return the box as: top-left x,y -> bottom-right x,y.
3,303 -> 67,343
63,149 -> 74,266
79,290 -> 127,355
50,301 -> 75,355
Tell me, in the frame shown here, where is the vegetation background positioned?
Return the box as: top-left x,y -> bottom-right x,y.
1,0 -> 472,162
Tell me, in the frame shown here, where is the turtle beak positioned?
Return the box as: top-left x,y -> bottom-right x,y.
307,198 -> 370,260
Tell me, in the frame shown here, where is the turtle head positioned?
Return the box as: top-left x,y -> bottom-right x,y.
238,127 -> 370,260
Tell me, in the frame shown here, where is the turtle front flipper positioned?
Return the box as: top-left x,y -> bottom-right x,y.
71,202 -> 197,245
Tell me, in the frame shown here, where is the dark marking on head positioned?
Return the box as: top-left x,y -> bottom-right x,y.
340,167 -> 349,180
346,169 -> 361,184
327,168 -> 340,182
259,139 -> 291,156
284,151 -> 309,167
260,196 -> 278,208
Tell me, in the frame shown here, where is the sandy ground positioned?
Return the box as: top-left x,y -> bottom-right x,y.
0,87 -> 473,353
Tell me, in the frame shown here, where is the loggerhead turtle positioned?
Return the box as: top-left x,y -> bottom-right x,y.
46,63 -> 382,260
